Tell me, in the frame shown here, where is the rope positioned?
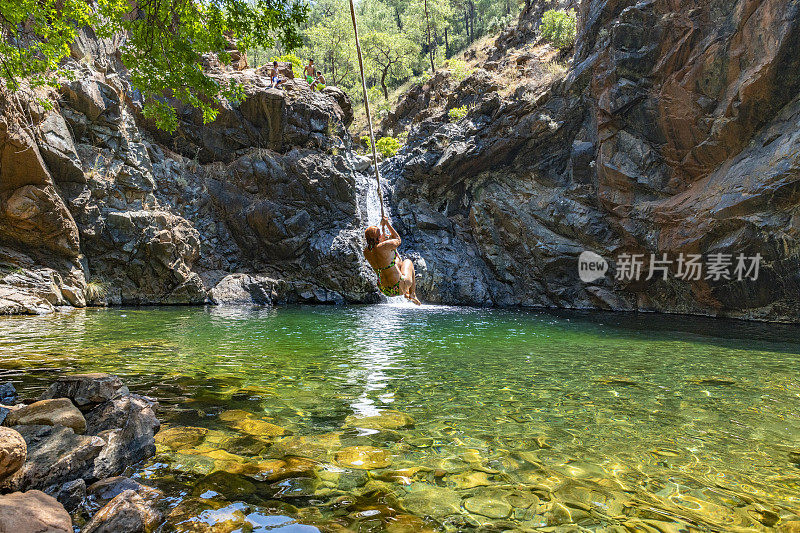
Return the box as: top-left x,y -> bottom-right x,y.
348,0 -> 386,221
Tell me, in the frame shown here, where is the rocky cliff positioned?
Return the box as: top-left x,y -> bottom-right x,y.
0,29 -> 379,314
2,0 -> 799,322
384,0 -> 800,322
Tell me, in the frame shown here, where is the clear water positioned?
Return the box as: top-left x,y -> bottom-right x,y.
2,305 -> 800,532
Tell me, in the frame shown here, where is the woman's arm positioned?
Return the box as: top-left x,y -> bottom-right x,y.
380,217 -> 401,248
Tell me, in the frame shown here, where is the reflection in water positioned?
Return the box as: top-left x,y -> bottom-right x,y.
2,306 -> 800,531
346,305 -> 409,418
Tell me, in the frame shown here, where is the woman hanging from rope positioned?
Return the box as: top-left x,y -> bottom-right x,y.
364,217 -> 421,305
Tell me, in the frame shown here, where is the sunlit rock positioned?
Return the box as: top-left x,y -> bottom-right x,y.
334,446 -> 392,470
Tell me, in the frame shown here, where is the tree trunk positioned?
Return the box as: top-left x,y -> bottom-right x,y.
445,27 -> 449,58
381,69 -> 389,99
424,0 -> 435,72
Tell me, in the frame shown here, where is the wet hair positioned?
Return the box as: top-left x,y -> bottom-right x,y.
365,226 -> 381,250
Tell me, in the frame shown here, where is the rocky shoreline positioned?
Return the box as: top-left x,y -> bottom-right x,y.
0,374 -> 163,532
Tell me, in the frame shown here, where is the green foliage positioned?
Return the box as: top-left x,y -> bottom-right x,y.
448,105 -> 468,121
1,0 -> 308,131
0,0 -> 96,90
540,9 -> 577,50
271,53 -> 304,78
445,58 -> 473,82
376,136 -> 401,158
296,0 -> 520,105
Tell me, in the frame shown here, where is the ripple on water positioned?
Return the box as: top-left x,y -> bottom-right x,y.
3,306 -> 800,531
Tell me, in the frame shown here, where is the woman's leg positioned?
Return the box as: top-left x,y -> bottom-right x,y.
401,259 -> 420,305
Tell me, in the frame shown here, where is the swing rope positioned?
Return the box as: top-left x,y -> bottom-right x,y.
348,0 -> 386,221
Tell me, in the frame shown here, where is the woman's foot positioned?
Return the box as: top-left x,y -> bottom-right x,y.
405,292 -> 421,305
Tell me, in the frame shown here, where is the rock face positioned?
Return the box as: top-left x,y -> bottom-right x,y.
3,2 -> 800,320
0,490 -> 72,533
383,0 -> 800,321
0,28 -> 379,314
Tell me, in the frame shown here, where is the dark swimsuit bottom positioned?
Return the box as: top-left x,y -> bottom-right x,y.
374,251 -> 405,297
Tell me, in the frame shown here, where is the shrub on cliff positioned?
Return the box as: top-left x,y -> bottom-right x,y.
448,105 -> 469,121
540,9 -> 577,49
376,137 -> 401,158
446,59 -> 474,82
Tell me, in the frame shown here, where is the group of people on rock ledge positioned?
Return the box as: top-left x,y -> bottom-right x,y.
268,58 -> 326,91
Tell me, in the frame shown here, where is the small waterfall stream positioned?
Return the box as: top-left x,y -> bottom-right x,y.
343,134 -> 418,306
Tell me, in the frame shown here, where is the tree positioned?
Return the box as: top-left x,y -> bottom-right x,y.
403,0 -> 452,73
0,0 -> 308,131
303,5 -> 357,87
363,31 -> 418,99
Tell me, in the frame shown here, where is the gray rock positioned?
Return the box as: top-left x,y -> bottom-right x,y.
81,489 -> 162,533
1,424 -> 104,492
85,476 -> 162,515
86,394 -> 160,479
41,373 -> 129,408
0,382 -> 16,404
0,490 -> 72,533
37,112 -> 85,183
45,478 -> 86,513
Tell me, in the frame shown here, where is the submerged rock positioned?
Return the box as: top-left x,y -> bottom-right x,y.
255,456 -> 318,482
232,419 -> 287,439
464,490 -> 513,519
5,398 -> 87,434
344,410 -> 415,430
155,426 -> 208,451
334,446 -> 392,470
0,490 -> 72,533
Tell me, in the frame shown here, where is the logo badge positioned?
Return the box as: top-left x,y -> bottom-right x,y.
578,251 -> 608,283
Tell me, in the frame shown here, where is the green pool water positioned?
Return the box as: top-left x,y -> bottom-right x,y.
2,304 -> 800,532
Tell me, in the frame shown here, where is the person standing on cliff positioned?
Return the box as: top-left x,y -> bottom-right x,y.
304,59 -> 316,86
363,217 -> 421,305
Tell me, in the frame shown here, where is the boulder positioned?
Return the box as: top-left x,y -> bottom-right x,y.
45,478 -> 86,513
85,476 -> 163,516
0,490 -> 72,533
0,427 -> 26,480
1,424 -> 104,492
41,373 -> 129,408
4,398 -> 87,434
81,489 -> 162,533
86,394 -> 160,478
